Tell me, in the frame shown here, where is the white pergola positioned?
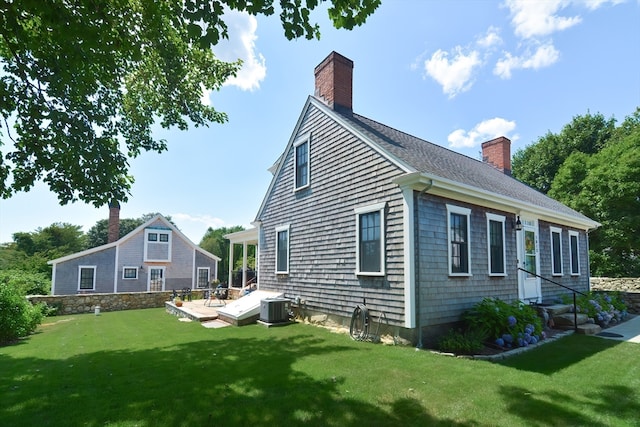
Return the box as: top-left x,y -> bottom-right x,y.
224,227 -> 259,288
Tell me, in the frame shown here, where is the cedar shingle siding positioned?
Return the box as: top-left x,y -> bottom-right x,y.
258,103 -> 407,323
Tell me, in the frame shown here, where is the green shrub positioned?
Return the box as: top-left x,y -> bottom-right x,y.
0,269 -> 51,295
0,282 -> 45,345
437,328 -> 487,354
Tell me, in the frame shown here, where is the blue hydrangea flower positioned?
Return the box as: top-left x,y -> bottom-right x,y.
495,338 -> 505,347
508,316 -> 517,327
502,334 -> 513,343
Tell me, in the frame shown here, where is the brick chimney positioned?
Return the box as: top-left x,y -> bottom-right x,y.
107,200 -> 120,243
482,136 -> 512,175
314,51 -> 353,111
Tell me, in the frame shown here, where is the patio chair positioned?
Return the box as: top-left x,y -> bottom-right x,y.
204,284 -> 227,307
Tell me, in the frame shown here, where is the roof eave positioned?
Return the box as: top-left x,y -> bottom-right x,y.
394,172 -> 600,231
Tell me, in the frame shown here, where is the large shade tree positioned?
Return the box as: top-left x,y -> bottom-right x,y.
0,0 -> 380,206
513,108 -> 640,277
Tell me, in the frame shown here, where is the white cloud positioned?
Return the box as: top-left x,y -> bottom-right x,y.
494,42 -> 560,79
211,10 -> 267,92
424,47 -> 481,98
505,0 -> 582,39
448,118 -> 518,148
582,0 -> 627,11
477,26 -> 503,49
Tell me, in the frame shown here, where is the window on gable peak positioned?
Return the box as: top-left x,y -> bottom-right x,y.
294,134 -> 310,190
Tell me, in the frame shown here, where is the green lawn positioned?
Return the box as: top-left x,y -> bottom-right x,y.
1,308 -> 638,426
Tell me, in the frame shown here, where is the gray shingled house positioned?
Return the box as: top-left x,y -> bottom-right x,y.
48,210 -> 220,295
246,51 -> 599,344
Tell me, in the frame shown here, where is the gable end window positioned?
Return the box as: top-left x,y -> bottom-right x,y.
144,229 -> 172,262
275,225 -> 290,274
123,267 -> 138,280
550,227 -> 563,276
355,202 -> 386,276
78,266 -> 96,290
294,134 -> 310,190
569,231 -> 580,275
447,205 -> 471,276
486,213 -> 506,276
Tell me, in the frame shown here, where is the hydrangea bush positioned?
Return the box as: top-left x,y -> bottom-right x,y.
563,291 -> 628,328
462,298 -> 544,349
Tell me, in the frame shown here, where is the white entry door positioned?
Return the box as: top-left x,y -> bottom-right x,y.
149,267 -> 165,292
517,218 -> 541,303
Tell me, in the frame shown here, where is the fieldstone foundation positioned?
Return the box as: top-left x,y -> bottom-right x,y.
27,290 -> 206,315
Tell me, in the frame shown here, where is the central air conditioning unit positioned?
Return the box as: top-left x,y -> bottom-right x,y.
260,298 -> 290,323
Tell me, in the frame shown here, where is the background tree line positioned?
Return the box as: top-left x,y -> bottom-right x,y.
512,107 -> 640,277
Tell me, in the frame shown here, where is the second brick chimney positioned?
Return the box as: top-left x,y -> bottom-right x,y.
482,136 -> 512,175
314,51 -> 353,112
107,200 -> 120,243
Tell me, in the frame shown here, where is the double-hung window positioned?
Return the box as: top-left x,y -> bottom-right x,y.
355,202 -> 386,276
275,225 -> 290,274
550,227 -> 563,276
78,266 -> 96,291
294,134 -> 310,190
486,213 -> 506,276
569,230 -> 580,275
447,205 -> 471,276
123,267 -> 138,280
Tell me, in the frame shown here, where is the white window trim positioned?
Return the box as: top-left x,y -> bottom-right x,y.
486,213 -> 506,277
196,267 -> 210,288
143,229 -> 172,262
550,226 -> 564,277
569,230 -> 580,276
122,266 -> 138,280
355,202 -> 386,277
447,204 -> 472,277
293,133 -> 311,191
275,224 -> 291,274
78,265 -> 96,291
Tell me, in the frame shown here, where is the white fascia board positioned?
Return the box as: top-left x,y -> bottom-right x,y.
396,172 -> 600,231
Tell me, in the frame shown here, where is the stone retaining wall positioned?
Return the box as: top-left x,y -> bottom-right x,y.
27,290 -> 206,315
591,277 -> 640,314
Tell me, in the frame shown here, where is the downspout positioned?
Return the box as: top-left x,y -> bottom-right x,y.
414,183 -> 432,349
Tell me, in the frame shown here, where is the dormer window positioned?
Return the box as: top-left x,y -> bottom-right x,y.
144,229 -> 172,262
294,133 -> 310,190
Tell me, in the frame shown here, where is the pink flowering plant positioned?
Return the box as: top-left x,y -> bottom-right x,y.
462,298 -> 544,349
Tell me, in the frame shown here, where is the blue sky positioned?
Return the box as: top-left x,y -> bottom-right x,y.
1,0 -> 638,245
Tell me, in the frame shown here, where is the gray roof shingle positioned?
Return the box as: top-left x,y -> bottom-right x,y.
334,108 -> 594,223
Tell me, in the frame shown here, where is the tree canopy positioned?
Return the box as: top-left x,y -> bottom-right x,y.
199,225 -> 248,284
513,108 -> 640,277
0,0 -> 380,206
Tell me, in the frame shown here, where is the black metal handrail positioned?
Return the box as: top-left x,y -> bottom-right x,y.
518,267 -> 588,332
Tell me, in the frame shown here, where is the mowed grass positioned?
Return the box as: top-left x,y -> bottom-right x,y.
1,308 -> 638,427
